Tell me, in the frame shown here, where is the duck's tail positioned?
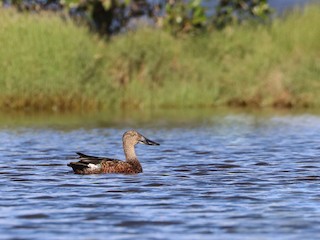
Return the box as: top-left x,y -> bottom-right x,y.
67,162 -> 89,174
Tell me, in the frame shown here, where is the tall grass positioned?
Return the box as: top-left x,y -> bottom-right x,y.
0,10 -> 105,111
0,5 -> 319,112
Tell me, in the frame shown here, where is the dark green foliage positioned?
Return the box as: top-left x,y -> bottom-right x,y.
163,0 -> 207,35
69,0 -> 153,35
3,0 -> 273,35
214,0 -> 273,29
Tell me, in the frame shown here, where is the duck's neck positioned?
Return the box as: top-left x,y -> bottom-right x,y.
123,142 -> 142,172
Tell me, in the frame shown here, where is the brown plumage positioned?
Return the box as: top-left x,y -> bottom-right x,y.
67,130 -> 160,175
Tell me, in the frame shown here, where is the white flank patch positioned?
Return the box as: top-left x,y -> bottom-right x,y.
88,163 -> 101,170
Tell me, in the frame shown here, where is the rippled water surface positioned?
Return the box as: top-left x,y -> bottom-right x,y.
1,111 -> 320,240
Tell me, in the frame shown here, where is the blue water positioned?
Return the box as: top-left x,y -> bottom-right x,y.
203,0 -> 316,13
0,113 -> 320,239
269,0 -> 317,12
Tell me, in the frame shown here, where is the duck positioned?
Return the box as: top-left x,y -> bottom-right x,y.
67,130 -> 159,174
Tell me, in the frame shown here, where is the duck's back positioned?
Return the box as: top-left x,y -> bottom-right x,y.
68,152 -> 142,174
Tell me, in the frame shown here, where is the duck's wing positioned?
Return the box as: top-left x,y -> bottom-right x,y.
68,152 -> 122,174
76,152 -> 117,164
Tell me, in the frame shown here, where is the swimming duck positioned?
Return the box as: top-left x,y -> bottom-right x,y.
67,130 -> 159,174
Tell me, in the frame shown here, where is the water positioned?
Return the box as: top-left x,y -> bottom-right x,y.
203,0 -> 316,14
0,111 -> 320,240
268,0 -> 318,12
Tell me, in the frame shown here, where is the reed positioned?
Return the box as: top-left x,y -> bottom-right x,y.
0,5 -> 319,112
0,10 -> 105,111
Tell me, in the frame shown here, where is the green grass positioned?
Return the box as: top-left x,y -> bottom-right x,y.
0,5 -> 319,112
0,11 -> 105,111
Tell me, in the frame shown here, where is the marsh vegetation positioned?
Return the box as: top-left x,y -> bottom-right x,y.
0,3 -> 319,112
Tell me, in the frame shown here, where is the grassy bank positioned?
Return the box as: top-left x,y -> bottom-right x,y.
0,5 -> 319,112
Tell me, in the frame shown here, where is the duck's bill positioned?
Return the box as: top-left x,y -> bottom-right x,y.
140,137 -> 160,146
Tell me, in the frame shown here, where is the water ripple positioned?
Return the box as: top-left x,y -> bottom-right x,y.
1,115 -> 320,239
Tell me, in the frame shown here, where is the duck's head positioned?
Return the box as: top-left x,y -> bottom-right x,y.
123,130 -> 160,146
